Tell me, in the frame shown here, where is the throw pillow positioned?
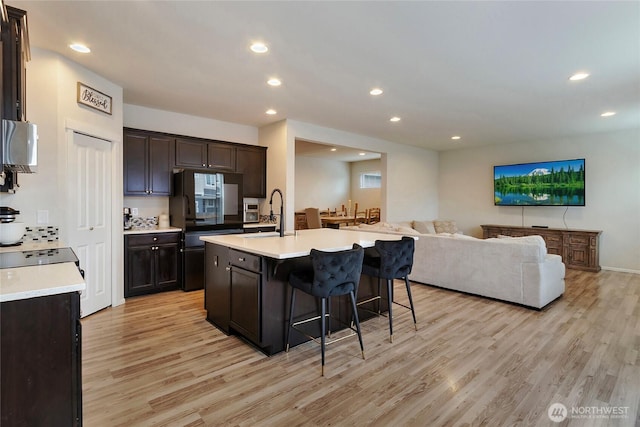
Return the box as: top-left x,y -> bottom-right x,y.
412,220 -> 436,234
433,220 -> 458,234
395,226 -> 421,235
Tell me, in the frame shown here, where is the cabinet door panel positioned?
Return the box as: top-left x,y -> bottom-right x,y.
125,246 -> 155,296
236,147 -> 266,197
205,244 -> 231,332
148,136 -> 173,196
123,133 -> 148,196
207,143 -> 236,170
175,139 -> 207,168
156,244 -> 179,289
230,267 -> 260,343
1,293 -> 80,427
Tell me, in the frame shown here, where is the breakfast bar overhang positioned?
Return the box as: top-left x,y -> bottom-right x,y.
200,228 -> 411,355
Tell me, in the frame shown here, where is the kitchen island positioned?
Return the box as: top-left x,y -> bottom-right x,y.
201,228 -> 410,354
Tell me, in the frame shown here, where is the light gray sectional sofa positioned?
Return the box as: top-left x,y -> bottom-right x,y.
344,221 -> 566,309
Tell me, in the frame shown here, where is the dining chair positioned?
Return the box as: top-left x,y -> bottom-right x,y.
367,207 -> 381,224
305,207 -> 323,229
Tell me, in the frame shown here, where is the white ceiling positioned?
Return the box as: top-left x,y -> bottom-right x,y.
10,0 -> 640,152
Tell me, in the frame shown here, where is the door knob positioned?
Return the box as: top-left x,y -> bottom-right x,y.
89,227 -> 94,231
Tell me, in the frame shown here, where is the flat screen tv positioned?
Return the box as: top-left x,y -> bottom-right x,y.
494,158 -> 585,206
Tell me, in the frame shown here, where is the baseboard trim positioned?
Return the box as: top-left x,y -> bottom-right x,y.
601,266 -> 640,275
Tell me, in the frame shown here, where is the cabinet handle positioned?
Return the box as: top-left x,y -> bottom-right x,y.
208,164 -> 212,168
238,257 -> 245,262
89,227 -> 94,231
153,237 -> 158,241
149,190 -> 153,194
202,163 -> 206,167
225,266 -> 231,271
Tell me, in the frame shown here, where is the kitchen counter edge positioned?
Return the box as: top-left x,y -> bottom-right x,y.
1,262 -> 86,303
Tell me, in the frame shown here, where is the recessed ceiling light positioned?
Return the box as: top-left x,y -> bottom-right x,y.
569,72 -> 590,81
451,135 -> 461,140
601,111 -> 616,117
330,148 -> 337,152
370,88 -> 383,96
267,78 -> 281,86
390,117 -> 401,122
359,152 -> 366,156
265,109 -> 277,115
250,42 -> 268,53
69,43 -> 91,53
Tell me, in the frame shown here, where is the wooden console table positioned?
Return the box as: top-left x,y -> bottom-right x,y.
481,224 -> 602,272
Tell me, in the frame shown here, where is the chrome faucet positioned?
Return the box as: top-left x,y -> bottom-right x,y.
269,188 -> 284,237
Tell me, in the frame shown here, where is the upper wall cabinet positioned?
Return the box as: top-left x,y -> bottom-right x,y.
175,138 -> 236,171
1,5 -> 30,121
124,128 -> 267,198
236,146 -> 267,198
123,129 -> 174,196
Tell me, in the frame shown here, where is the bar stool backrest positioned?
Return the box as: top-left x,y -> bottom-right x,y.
374,236 -> 415,279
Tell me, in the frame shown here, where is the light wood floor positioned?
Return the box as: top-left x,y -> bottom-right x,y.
82,269 -> 639,426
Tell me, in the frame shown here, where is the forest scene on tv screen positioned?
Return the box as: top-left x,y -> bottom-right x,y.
494,159 -> 585,206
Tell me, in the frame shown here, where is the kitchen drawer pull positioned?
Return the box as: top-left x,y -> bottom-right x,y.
225,266 -> 231,271
238,257 -> 245,262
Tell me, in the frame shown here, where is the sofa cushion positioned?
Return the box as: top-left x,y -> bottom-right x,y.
412,220 -> 436,234
433,220 -> 458,234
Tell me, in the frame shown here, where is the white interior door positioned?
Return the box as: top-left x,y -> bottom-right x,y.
67,132 -> 112,317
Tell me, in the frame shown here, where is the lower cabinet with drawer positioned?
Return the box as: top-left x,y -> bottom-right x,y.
125,232 -> 181,297
481,224 -> 602,272
229,249 -> 265,345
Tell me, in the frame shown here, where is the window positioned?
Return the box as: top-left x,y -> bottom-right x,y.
360,171 -> 381,189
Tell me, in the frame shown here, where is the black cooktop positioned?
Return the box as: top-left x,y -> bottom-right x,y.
0,247 -> 79,269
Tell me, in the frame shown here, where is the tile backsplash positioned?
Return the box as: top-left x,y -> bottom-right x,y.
23,226 -> 59,243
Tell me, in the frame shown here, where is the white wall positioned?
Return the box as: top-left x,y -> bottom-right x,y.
123,104 -> 258,144
285,120 -> 439,225
7,47 -> 125,303
439,128 -> 640,272
350,159 -> 381,212
295,156 -> 350,212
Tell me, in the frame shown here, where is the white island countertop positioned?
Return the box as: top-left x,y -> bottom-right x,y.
200,228 -> 414,259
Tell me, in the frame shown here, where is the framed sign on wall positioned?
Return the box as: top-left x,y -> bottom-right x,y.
77,82 -> 112,115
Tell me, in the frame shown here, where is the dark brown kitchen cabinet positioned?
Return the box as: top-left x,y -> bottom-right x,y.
1,5 -> 30,121
123,129 -> 173,196
228,249 -> 264,345
175,138 -> 236,171
1,292 -> 82,427
236,146 -> 267,197
125,232 -> 181,297
205,242 -> 231,333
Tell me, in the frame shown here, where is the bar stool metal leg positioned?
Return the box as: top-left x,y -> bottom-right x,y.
404,277 -> 418,330
321,298 -> 327,376
387,279 -> 394,343
285,287 -> 297,352
349,290 -> 366,360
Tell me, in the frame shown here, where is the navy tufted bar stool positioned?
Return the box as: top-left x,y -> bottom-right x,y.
286,244 -> 365,376
360,236 -> 417,343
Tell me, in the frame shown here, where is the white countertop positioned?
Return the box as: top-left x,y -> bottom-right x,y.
1,262 -> 86,303
124,226 -> 182,235
1,241 -> 86,302
200,228 -> 413,259
0,240 -> 67,253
